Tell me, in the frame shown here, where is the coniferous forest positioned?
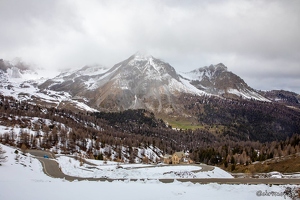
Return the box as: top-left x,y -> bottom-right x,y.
1,94 -> 300,170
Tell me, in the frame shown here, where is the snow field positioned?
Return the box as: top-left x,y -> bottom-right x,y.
56,156 -> 233,179
0,144 -> 298,200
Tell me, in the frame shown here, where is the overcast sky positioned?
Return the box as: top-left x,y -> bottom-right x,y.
0,0 -> 299,93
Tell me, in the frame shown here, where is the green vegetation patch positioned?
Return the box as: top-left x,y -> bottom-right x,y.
167,119 -> 205,130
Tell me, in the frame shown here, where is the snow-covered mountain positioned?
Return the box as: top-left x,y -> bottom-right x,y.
0,59 -> 97,112
180,63 -> 269,101
39,52 -> 207,113
1,53 -> 288,115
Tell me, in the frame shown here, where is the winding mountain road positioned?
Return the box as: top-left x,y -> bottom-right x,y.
29,150 -> 300,185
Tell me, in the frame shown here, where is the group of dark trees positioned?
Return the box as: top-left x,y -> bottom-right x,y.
180,94 -> 300,142
191,134 -> 300,169
1,93 -> 300,167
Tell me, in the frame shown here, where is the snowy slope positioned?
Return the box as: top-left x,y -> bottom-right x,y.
0,144 -> 52,181
0,62 -> 98,112
0,144 -> 297,200
0,119 -> 162,164
49,64 -> 110,89
56,155 -> 233,179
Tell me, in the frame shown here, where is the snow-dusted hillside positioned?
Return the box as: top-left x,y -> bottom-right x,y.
0,115 -> 163,164
0,59 -> 98,112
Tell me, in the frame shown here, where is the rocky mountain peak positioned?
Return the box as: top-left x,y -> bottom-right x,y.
113,53 -> 179,82
181,63 -> 269,101
209,63 -> 227,72
188,63 -> 228,80
132,51 -> 153,60
186,63 -> 227,80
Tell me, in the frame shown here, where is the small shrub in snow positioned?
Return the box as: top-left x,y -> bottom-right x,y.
0,145 -> 8,165
284,187 -> 300,200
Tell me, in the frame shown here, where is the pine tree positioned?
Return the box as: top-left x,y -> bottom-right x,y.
0,145 -> 8,165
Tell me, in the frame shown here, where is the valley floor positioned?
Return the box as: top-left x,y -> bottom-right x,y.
1,144 -> 299,200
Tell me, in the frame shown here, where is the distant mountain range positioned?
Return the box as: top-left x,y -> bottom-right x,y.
1,54 -> 300,162
0,54 -> 299,116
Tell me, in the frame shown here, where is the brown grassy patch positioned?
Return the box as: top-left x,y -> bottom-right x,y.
221,154 -> 300,173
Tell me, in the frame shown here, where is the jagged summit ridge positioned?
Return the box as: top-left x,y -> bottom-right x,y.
185,63 -> 227,81
180,63 -> 269,101
120,52 -> 179,81
200,63 -> 228,72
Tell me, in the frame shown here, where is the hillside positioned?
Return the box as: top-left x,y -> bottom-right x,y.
1,93 -> 300,170
227,153 -> 300,174
179,94 -> 300,142
260,90 -> 300,108
1,54 -> 300,172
